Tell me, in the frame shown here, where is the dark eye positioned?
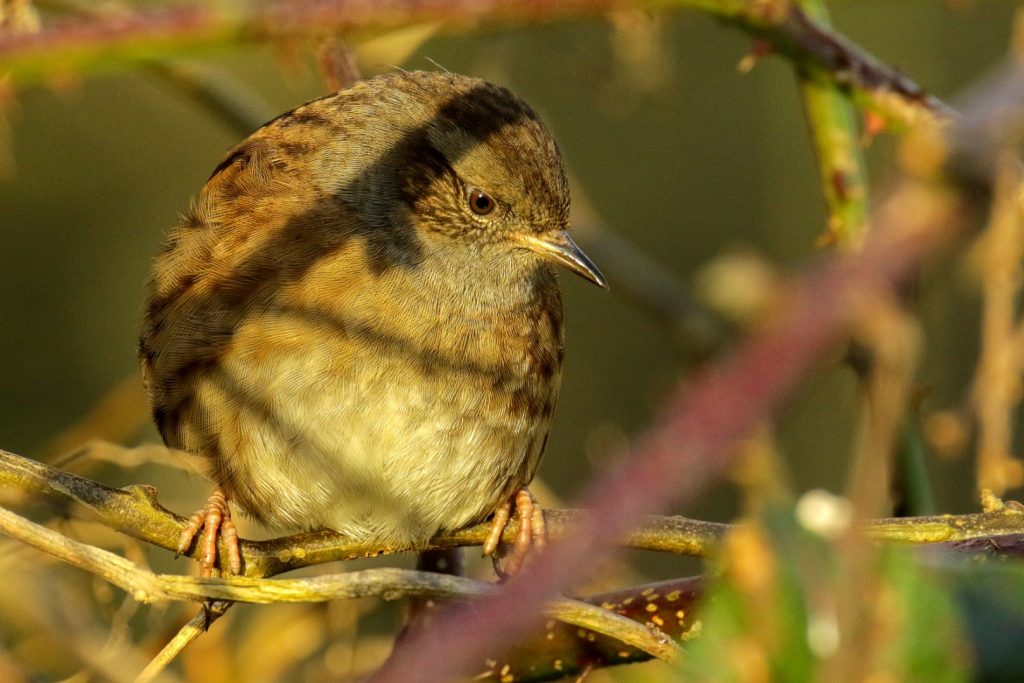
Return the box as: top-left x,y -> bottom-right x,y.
469,188 -> 495,216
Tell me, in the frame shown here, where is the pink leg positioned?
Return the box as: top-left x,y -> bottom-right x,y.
482,499 -> 512,558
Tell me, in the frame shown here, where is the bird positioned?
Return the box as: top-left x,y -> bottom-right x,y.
139,70 -> 606,578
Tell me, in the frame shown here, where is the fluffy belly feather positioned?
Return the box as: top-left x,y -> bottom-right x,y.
199,314 -> 550,546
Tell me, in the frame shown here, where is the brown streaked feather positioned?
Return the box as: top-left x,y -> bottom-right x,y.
140,71 -> 579,546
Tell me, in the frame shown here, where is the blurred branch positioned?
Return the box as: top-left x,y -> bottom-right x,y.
42,374 -> 150,465
846,294 -> 918,519
0,0 -> 951,125
948,59 -> 1024,190
971,156 -> 1024,494
893,416 -> 937,516
315,36 -> 362,91
483,576 -> 703,681
144,60 -> 275,136
571,190 -> 729,363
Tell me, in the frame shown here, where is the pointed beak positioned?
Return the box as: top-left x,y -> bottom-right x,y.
517,230 -> 608,289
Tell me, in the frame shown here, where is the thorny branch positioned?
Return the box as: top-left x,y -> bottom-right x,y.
1,0 -> 949,126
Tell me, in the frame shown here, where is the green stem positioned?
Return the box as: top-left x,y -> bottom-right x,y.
794,0 -> 869,250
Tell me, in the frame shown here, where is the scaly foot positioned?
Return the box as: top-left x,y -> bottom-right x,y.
177,489 -> 242,577
483,488 -> 546,578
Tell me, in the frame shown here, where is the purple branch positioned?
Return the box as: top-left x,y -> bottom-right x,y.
372,189 -> 961,680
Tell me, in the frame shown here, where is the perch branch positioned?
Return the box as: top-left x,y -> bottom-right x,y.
6,447 -> 1024,578
0,502 -> 682,666
0,446 -> 730,575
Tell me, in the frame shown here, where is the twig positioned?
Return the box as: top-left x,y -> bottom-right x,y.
135,602 -> 229,683
316,37 -> 362,91
0,503 -> 682,668
707,0 -> 955,126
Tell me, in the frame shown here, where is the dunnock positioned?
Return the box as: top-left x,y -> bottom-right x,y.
139,71 -> 605,577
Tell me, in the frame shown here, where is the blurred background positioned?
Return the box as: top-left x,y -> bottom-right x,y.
0,1 -> 1020,680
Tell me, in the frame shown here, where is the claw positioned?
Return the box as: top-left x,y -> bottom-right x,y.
176,509 -> 205,559
177,489 -> 242,577
482,499 -> 512,558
